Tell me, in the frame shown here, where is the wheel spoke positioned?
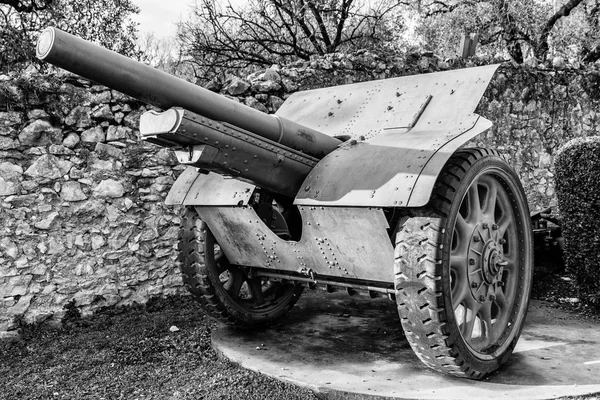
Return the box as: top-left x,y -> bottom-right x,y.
483,181 -> 498,218
495,286 -> 509,309
453,213 -> 474,256
496,215 -> 512,240
455,213 -> 470,241
451,212 -> 473,308
450,256 -> 470,307
492,294 -> 511,336
465,180 -> 482,223
460,304 -> 478,343
247,278 -> 265,306
224,267 -> 245,300
478,303 -> 493,348
450,254 -> 468,277
452,276 -> 470,308
216,257 -> 231,275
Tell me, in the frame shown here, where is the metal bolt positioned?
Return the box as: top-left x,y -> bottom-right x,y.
489,295 -> 496,301
492,224 -> 499,230
499,238 -> 507,244
496,259 -> 508,267
479,295 -> 486,302
473,236 -> 480,242
482,222 -> 489,229
469,258 -> 476,265
498,281 -> 504,287
471,282 -> 478,288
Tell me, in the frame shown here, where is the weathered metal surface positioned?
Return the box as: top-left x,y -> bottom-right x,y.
141,108 -> 318,198
277,65 -> 499,207
195,206 -> 394,284
165,167 -> 255,206
292,115 -> 492,207
277,65 -> 498,140
36,27 -> 341,158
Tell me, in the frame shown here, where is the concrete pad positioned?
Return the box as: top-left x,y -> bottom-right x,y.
212,291 -> 600,399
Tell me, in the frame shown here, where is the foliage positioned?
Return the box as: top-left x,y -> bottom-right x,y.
0,0 -> 140,74
555,136 -> 600,311
177,0 -> 406,82
407,0 -> 567,62
407,0 -> 600,64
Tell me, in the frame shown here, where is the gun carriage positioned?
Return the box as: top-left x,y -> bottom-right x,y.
37,27 -> 533,379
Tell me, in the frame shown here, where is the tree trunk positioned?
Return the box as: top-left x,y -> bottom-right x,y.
534,0 -> 584,61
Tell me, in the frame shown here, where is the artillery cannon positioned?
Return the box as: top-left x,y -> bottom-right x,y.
37,27 -> 533,380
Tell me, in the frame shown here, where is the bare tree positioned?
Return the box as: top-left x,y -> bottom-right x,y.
137,32 -> 189,77
177,0 -> 407,80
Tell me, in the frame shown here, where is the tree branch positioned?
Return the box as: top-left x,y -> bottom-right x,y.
535,0 -> 585,60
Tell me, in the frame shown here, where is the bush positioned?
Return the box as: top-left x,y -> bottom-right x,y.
555,136 -> 600,309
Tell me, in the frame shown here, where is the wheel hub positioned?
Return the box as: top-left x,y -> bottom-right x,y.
482,241 -> 502,283
468,221 -> 505,303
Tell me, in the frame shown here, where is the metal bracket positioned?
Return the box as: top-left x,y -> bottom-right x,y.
174,145 -> 219,165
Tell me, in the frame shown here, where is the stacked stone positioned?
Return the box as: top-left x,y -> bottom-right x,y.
0,75 -> 184,338
3,52 -> 600,337
471,66 -> 600,210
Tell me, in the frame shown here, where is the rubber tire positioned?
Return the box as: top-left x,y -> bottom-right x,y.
178,206 -> 303,329
394,148 -> 533,379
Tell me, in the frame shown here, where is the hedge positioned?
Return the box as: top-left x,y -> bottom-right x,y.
555,136 -> 600,309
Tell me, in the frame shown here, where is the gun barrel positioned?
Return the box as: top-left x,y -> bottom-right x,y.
140,108 -> 318,197
36,27 -> 340,159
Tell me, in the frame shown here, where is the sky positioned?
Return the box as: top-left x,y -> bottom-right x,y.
132,0 -> 192,39
132,0 -> 245,40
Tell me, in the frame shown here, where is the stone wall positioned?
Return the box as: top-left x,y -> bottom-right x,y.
2,54 -> 600,337
474,65 -> 600,210
0,74 -> 185,338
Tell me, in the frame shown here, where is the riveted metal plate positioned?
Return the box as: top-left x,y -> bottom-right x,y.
277,65 -> 498,141
295,115 -> 492,207
195,206 -> 394,284
276,64 -> 499,208
165,167 -> 255,206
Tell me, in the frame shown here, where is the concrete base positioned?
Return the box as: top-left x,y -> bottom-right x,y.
212,290 -> 600,399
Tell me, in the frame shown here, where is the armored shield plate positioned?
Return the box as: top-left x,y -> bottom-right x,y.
276,64 -> 499,207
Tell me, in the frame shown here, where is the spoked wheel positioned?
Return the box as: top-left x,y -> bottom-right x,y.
394,148 -> 533,379
178,206 -> 303,328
